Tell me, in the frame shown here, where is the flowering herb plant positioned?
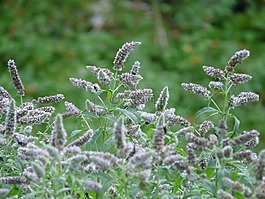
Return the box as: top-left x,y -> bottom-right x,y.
0,42 -> 264,199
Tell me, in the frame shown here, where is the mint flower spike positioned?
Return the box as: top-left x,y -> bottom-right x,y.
226,49 -> 250,72
35,94 -> 65,104
113,41 -> 141,71
50,114 -> 67,151
229,73 -> 252,85
113,116 -> 126,150
228,49 -> 250,67
67,129 -> 94,147
155,86 -> 169,112
152,114 -> 166,152
7,59 -> 25,96
4,99 -> 16,135
202,66 -> 225,80
69,77 -> 100,93
181,83 -> 210,97
229,92 -> 259,108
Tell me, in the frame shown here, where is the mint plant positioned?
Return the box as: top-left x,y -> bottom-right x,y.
0,42 -> 264,199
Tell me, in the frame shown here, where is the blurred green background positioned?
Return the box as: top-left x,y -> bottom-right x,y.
1,0 -> 265,149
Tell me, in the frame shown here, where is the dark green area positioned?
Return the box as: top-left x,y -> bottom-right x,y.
1,0 -> 265,149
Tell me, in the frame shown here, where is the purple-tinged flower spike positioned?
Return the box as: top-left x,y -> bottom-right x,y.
7,59 -> 25,96
84,180 -> 102,193
32,162 -> 44,179
140,111 -> 157,124
127,89 -> 153,110
0,188 -> 9,195
4,99 -> 16,135
208,81 -> 223,90
229,92 -> 259,108
64,101 -> 82,116
198,120 -> 214,137
187,145 -> 196,164
113,116 -> 126,150
108,186 -> 119,198
255,149 -> 265,181
217,189 -> 234,199
228,49 -> 250,68
35,94 -> 64,104
0,86 -> 11,99
69,78 -> 100,93
222,145 -> 233,158
245,136 -> 259,149
155,86 -> 169,112
223,177 -> 252,197
232,130 -> 259,146
233,150 -> 256,163
164,108 -> 190,127
65,154 -> 87,171
130,61 -> 141,75
229,73 -> 252,85
113,41 -> 141,71
97,70 -> 111,85
86,99 -> 105,116
18,109 -> 52,125
152,114 -> 166,152
185,133 -> 208,146
86,65 -> 114,78
255,181 -> 265,199
0,176 -> 27,184
67,129 -> 94,147
118,72 -> 143,90
37,106 -> 55,114
216,119 -> 228,136
176,127 -> 191,136
50,114 -> 67,151
181,83 -> 210,97
202,66 -> 225,80
45,145 -> 59,158
0,137 -> 7,146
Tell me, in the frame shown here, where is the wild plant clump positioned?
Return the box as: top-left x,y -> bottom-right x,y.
0,42 -> 264,199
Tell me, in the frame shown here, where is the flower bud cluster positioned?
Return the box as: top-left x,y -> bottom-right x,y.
181,83 -> 210,97
113,41 -> 141,71
69,78 -> 100,93
7,59 -> 25,96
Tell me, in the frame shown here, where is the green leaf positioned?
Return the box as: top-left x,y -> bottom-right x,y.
174,146 -> 187,157
230,115 -> 240,138
115,108 -> 140,124
205,167 -> 215,180
194,107 -> 219,120
69,130 -> 83,141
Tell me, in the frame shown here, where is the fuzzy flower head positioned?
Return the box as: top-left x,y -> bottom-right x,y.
50,114 -> 67,151
113,116 -> 126,150
208,81 -> 223,90
181,83 -> 210,97
155,86 -> 169,112
152,114 -> 166,152
4,99 -> 16,135
229,73 -> 252,85
229,92 -> 259,108
113,41 -> 141,71
228,49 -> 250,67
202,66 -> 224,80
7,59 -> 25,96
69,78 -> 100,93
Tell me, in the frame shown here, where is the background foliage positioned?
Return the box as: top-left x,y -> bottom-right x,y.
1,0 -> 265,149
